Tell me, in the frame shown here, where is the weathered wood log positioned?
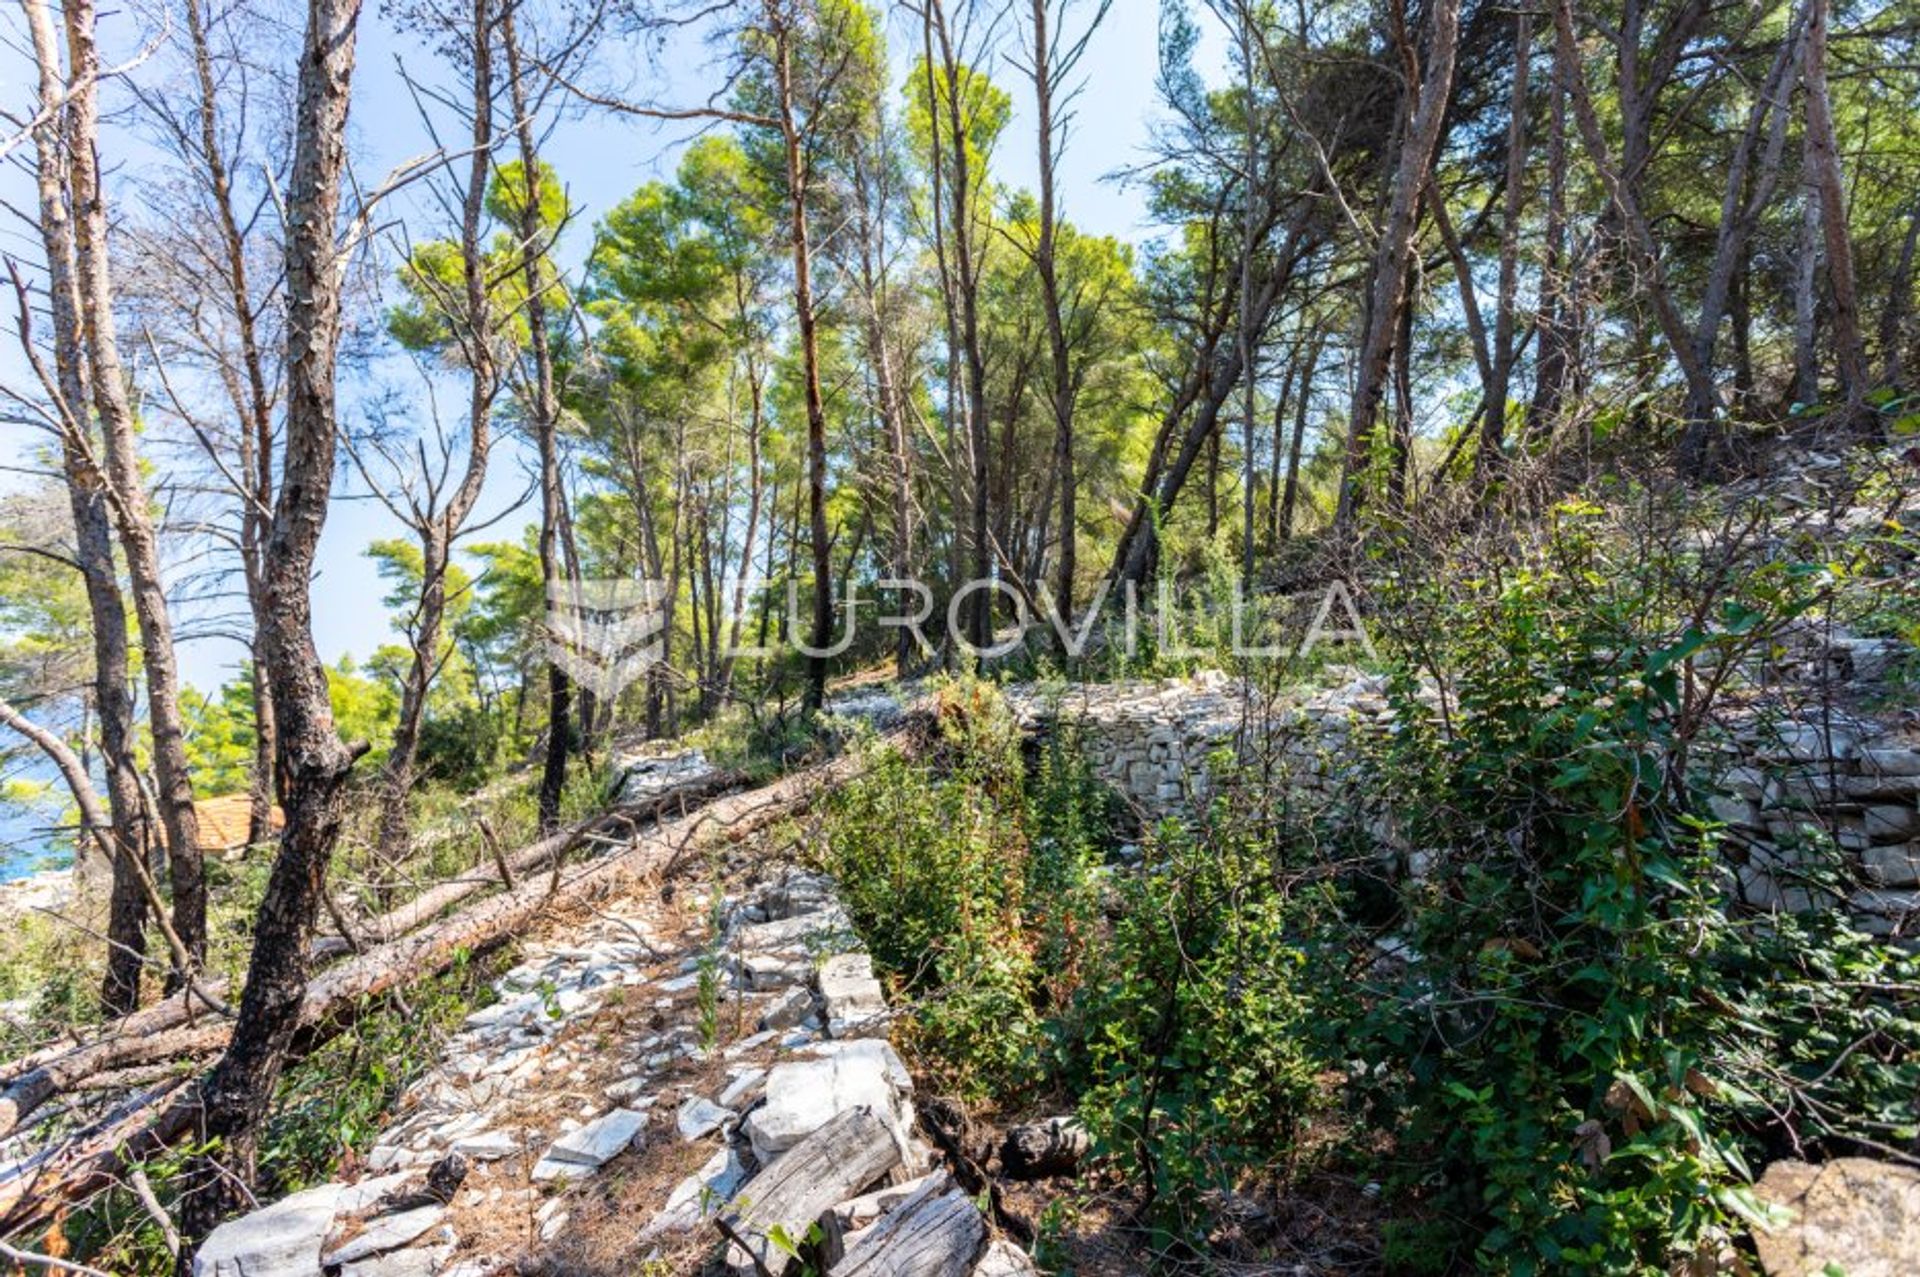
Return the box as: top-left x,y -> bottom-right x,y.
0,735 -> 912,1237
0,1026 -> 228,1141
833,1175 -> 984,1277
719,1105 -> 903,1275
317,767 -> 744,957
0,768 -> 744,1127
996,1117 -> 1089,1181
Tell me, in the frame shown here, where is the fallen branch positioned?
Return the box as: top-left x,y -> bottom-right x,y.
0,727 -> 918,1236
0,768 -> 743,1098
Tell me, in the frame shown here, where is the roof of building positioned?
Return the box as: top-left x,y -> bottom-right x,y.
193,793 -> 284,852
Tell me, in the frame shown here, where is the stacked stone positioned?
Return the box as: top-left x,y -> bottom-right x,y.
1024,669 -> 1917,941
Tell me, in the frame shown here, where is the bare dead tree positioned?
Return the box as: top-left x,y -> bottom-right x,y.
361,0 -> 505,866
1017,0 -> 1109,624
179,0 -> 370,1247
14,0 -> 151,1014
56,0 -> 207,974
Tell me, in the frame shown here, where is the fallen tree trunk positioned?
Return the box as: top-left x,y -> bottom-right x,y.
0,1026 -> 227,1141
718,1105 -> 903,1275
0,733 -> 910,1236
317,766 -> 744,955
833,1175 -> 984,1276
0,768 -> 742,1118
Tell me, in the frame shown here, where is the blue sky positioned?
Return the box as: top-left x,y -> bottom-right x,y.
1,0 -> 1201,696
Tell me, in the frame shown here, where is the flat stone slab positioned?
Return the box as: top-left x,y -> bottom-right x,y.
718,1066 -> 766,1109
732,905 -> 855,956
450,1129 -> 520,1161
757,984 -> 816,1031
818,952 -> 888,1037
1754,1157 -> 1920,1277
322,1205 -> 445,1267
677,1096 -> 734,1140
641,1145 -> 748,1238
339,1241 -> 452,1277
194,1182 -> 342,1277
544,1107 -> 647,1168
743,1039 -> 914,1164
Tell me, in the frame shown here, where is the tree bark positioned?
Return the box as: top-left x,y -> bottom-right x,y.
767,2 -> 836,711
185,0 -> 282,848
500,11 -> 572,829
1553,0 -> 1721,473
1277,330 -> 1321,543
1801,0 -> 1868,406
376,0 -> 498,863
1794,186 -> 1822,406
20,0 -> 150,1014
1527,48 -> 1572,437
1881,204 -> 1920,387
1030,0 -> 1079,628
179,0 -> 367,1250
928,0 -> 993,652
1335,0 -> 1461,528
60,0 -> 206,973
1476,10 -> 1529,474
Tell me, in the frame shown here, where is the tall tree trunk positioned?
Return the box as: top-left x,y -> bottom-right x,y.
181,0 -> 366,1250
716,359 -> 766,697
1802,0 -> 1868,406
1679,3 -> 1804,442
1266,345 -> 1296,547
1477,10 -> 1530,474
766,4 -> 836,712
929,0 -> 992,651
1527,49 -> 1572,437
22,0 -> 148,1013
1880,204 -> 1919,387
1234,0 -> 1261,579
1794,186 -> 1822,406
376,0 -> 497,862
502,11 -> 571,827
1553,0 -> 1721,473
851,150 -> 915,674
1388,272 -> 1416,509
186,0 -> 281,848
1029,0 -> 1079,627
1335,0 -> 1460,528
1277,331 -> 1322,542
60,0 -> 205,973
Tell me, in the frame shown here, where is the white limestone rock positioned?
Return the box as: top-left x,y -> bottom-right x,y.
193,1182 -> 342,1277
641,1146 -> 749,1238
544,1107 -> 648,1168
973,1239 -> 1043,1276
743,1039 -> 914,1164
321,1205 -> 445,1268
756,985 -> 816,1032
677,1096 -> 734,1141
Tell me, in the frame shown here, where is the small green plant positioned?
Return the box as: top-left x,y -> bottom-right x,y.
696,859 -> 727,1051
819,676 -> 1113,1099
1070,759 -> 1328,1252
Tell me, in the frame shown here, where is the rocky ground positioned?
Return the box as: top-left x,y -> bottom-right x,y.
196,829 -> 1035,1277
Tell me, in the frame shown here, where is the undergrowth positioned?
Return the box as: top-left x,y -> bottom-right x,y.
814,482 -> 1920,1276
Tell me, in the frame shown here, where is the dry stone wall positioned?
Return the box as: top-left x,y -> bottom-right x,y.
1011,669 -> 1919,943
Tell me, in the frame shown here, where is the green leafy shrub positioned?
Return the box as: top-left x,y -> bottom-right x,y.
820,677 -> 1114,1099
1350,499 -> 1920,1275
1071,765 -> 1328,1251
